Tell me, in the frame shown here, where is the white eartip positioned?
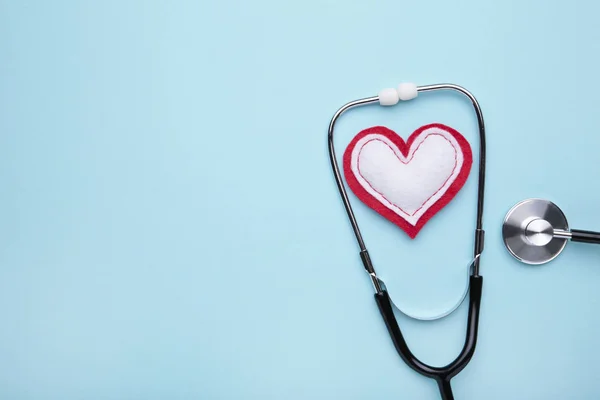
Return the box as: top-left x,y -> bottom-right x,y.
398,83 -> 418,101
378,88 -> 399,106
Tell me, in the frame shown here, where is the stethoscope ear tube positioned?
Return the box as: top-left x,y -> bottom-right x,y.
375,276 -> 483,400
328,84 -> 486,279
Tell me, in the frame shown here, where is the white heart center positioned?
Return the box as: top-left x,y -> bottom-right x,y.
351,126 -> 464,226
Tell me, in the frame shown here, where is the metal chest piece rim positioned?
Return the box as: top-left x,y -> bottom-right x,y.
502,198 -> 569,265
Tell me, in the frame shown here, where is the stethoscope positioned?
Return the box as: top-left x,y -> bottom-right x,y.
503,198 -> 600,264
328,83 -> 486,400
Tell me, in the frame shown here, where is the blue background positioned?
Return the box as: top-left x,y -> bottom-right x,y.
1,1 -> 599,399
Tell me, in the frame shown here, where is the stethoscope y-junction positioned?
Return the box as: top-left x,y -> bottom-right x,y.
328,83 -> 486,400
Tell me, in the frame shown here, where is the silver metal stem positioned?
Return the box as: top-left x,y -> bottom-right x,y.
369,273 -> 383,293
553,229 -> 572,240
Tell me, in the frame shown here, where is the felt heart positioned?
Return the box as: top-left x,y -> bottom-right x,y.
343,123 -> 472,238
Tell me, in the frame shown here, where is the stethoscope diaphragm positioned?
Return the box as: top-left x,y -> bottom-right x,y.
502,198 -> 569,265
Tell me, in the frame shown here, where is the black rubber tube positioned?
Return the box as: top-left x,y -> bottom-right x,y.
437,378 -> 454,400
570,229 -> 600,245
374,276 -> 483,398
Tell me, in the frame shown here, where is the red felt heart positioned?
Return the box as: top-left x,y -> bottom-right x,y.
343,123 -> 472,238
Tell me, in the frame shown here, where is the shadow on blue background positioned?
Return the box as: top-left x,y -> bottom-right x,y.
1,1 -> 599,399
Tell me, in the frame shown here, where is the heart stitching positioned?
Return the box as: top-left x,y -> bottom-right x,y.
343,123 -> 473,238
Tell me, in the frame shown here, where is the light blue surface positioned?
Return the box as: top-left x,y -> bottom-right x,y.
1,1 -> 600,399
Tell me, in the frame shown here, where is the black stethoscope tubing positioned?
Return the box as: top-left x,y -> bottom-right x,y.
328,84 -> 486,400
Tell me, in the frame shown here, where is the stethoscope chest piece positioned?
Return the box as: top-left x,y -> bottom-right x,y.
502,198 -> 569,264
